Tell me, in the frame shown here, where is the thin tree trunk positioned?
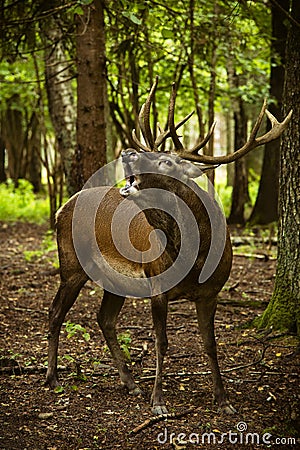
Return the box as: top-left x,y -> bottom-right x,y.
41,13 -> 76,196
27,112 -> 42,192
206,6 -> 218,193
227,97 -> 249,225
0,136 -> 6,183
2,99 -> 24,186
187,0 -> 204,141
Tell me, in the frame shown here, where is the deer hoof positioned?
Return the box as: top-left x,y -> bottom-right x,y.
129,386 -> 144,396
221,403 -> 237,415
45,376 -> 60,390
151,405 -> 169,416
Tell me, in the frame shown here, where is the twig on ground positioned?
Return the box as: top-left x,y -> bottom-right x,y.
129,407 -> 197,435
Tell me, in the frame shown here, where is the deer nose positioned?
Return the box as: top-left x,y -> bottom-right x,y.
121,149 -> 139,162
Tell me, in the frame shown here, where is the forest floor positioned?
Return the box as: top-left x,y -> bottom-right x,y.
0,221 -> 299,450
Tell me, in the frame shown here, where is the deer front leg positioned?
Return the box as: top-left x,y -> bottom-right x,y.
195,298 -> 236,414
97,291 -> 142,396
151,294 -> 168,415
46,273 -> 87,388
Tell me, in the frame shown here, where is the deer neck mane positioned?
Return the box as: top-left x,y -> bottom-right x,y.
136,177 -> 211,262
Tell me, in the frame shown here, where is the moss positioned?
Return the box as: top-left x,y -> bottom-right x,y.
256,281 -> 299,334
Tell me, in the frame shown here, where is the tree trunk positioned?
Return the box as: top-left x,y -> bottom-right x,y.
257,0 -> 300,334
27,112 -> 41,192
225,110 -> 234,187
41,8 -> 76,196
71,0 -> 107,191
2,98 -> 24,186
0,136 -> 6,183
248,0 -> 288,225
227,97 -> 249,225
206,1 -> 218,193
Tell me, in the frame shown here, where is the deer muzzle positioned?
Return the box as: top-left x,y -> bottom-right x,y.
120,149 -> 140,197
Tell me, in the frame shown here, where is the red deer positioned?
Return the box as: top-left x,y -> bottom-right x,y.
46,78 -> 292,415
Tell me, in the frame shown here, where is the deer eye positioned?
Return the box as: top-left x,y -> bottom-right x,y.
129,152 -> 139,160
159,159 -> 173,167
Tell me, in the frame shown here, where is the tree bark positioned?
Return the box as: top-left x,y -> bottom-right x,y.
0,135 -> 6,183
227,97 -> 249,225
2,97 -> 24,186
248,0 -> 288,225
41,9 -> 76,196
257,0 -> 300,334
27,112 -> 41,192
71,0 -> 107,191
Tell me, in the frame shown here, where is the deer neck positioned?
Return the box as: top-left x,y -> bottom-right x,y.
138,178 -> 209,261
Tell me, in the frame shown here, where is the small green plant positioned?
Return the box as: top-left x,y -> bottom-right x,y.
64,321 -> 91,342
103,330 -> 132,361
54,385 -> 64,394
0,179 -> 49,223
118,331 -> 132,361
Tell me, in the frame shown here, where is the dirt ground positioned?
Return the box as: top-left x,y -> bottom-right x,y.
0,221 -> 299,450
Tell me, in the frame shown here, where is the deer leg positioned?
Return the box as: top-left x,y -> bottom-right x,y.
151,295 -> 168,415
97,291 -> 142,396
195,298 -> 236,414
46,272 -> 88,388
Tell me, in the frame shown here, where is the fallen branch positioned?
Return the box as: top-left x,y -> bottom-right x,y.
233,253 -> 275,261
0,364 -> 67,376
218,298 -> 268,308
129,407 -> 197,435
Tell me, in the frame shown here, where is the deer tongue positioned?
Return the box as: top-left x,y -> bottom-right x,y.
120,176 -> 139,197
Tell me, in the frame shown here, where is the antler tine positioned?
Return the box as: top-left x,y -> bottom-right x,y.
131,77 -> 159,152
131,78 -> 195,153
138,103 -> 148,147
256,108 -> 293,145
189,121 -> 217,154
168,82 -> 184,151
142,75 -> 159,149
155,111 -> 195,148
132,128 -> 152,152
176,101 -> 292,165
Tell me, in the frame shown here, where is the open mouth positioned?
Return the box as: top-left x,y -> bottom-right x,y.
119,175 -> 140,197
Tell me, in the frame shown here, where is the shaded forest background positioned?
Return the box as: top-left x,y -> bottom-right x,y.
0,0 -> 286,222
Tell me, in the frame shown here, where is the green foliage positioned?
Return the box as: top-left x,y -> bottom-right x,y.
215,181 -> 232,218
117,331 -> 132,361
106,0 -> 271,128
64,321 -> 91,342
0,179 -> 49,223
215,177 -> 260,219
103,330 -> 132,361
23,230 -> 58,267
0,60 -> 40,113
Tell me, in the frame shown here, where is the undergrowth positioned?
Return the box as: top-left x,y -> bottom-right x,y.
0,179 -> 49,224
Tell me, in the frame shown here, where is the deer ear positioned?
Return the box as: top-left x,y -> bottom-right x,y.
179,160 -> 219,178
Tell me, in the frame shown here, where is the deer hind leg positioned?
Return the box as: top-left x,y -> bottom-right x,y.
195,298 -> 236,414
97,291 -> 142,396
150,294 -> 169,415
46,272 -> 88,388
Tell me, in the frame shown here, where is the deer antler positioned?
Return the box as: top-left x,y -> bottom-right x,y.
174,100 -> 293,164
132,77 -> 194,152
132,79 -> 293,163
